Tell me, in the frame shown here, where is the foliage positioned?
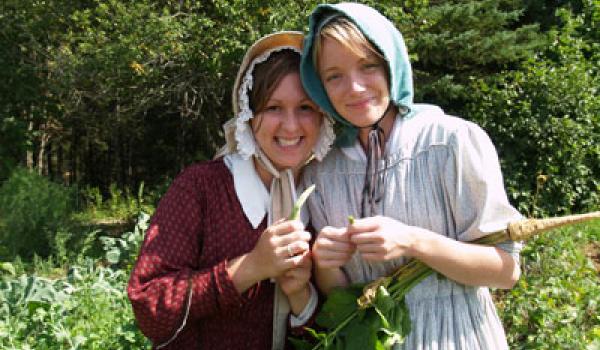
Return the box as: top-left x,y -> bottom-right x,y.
99,212 -> 148,271
465,28 -> 600,215
74,182 -> 156,223
0,168 -> 73,259
0,214 -> 150,350
0,0 -> 550,191
495,221 -> 600,349
404,0 -> 548,109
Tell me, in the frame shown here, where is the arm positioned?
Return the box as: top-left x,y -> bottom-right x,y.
311,226 -> 355,294
302,171 -> 355,295
128,168 -> 245,344
348,122 -> 522,289
226,219 -> 311,294
128,167 -> 310,344
409,226 -> 519,288
348,217 -> 519,288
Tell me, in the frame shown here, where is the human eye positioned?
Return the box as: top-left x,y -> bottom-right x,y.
362,62 -> 380,71
299,103 -> 317,112
324,72 -> 341,83
264,104 -> 281,112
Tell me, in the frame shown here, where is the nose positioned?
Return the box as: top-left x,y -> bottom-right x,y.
281,109 -> 300,132
348,70 -> 366,93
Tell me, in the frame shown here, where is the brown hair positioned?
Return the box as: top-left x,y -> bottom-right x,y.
313,16 -> 387,79
249,49 -> 301,114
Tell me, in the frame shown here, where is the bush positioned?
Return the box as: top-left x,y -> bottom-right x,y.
0,168 -> 73,259
0,214 -> 151,349
465,49 -> 599,216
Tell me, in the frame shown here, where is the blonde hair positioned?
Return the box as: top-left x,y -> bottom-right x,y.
313,16 -> 386,75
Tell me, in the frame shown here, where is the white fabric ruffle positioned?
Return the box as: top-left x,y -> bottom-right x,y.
234,46 -> 334,161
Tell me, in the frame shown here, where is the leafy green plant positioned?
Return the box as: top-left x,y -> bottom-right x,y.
465,9 -> 600,216
496,221 -> 600,349
0,214 -> 151,349
75,182 -> 155,225
99,212 -> 148,270
0,168 -> 74,259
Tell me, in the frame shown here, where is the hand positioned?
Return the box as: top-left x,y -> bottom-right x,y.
276,251 -> 312,297
248,219 -> 312,281
348,216 -> 417,261
312,226 -> 355,269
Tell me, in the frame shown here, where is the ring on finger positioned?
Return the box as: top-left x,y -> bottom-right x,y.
287,245 -> 293,257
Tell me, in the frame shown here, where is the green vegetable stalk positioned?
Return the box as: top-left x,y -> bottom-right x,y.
293,211 -> 600,350
289,184 -> 316,220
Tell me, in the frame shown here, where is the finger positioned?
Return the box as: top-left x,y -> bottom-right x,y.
315,258 -> 349,269
294,249 -> 312,266
355,243 -> 385,254
346,217 -> 380,235
315,238 -> 355,253
278,230 -> 312,246
350,232 -> 382,245
313,250 -> 353,260
360,251 -> 389,261
319,226 -> 350,241
272,220 -> 305,236
285,241 -> 310,257
274,217 -> 287,225
288,253 -> 309,267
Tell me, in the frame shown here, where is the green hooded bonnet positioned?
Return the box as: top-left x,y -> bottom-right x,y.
300,2 -> 416,146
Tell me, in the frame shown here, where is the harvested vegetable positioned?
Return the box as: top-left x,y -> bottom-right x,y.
294,211 -> 600,350
289,184 -> 316,220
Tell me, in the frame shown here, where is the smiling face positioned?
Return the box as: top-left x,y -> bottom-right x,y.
251,72 -> 322,172
318,36 -> 392,129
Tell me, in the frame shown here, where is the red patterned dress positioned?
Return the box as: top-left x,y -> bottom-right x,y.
128,159 -> 303,349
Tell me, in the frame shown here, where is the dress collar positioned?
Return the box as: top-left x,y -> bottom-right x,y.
223,153 -> 270,229
341,113 -> 403,162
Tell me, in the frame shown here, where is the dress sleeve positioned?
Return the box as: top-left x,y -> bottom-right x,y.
127,166 -> 248,345
443,121 -> 523,259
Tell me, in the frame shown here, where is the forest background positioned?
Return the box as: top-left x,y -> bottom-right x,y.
0,0 -> 598,349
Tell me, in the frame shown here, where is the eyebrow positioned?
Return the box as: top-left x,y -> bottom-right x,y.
266,97 -> 314,104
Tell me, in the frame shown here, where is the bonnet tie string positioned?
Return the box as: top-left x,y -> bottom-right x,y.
360,102 -> 392,217
253,147 -> 295,350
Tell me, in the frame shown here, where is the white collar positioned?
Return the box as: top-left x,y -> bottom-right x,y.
224,153 -> 270,229
341,113 -> 403,162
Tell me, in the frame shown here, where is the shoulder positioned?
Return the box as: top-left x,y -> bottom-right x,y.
172,158 -> 232,192
405,104 -> 491,149
303,146 -> 350,179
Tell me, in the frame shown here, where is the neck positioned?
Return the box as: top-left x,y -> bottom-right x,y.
358,106 -> 397,151
253,158 -> 301,187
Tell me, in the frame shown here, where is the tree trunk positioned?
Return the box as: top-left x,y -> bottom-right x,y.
37,125 -> 47,176
46,141 -> 53,179
26,120 -> 34,170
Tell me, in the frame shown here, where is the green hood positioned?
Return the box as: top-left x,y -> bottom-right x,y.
300,2 -> 415,145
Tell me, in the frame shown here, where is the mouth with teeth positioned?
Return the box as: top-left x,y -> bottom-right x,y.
276,137 -> 303,147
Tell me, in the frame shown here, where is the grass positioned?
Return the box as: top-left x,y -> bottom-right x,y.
495,219 -> 600,349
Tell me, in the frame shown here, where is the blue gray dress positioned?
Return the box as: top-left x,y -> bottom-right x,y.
302,105 -> 523,350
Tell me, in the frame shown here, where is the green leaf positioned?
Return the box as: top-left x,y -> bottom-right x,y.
373,285 -> 395,314
316,285 -> 363,329
288,337 -> 313,350
342,309 -> 382,350
106,249 -> 121,264
0,262 -> 15,276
